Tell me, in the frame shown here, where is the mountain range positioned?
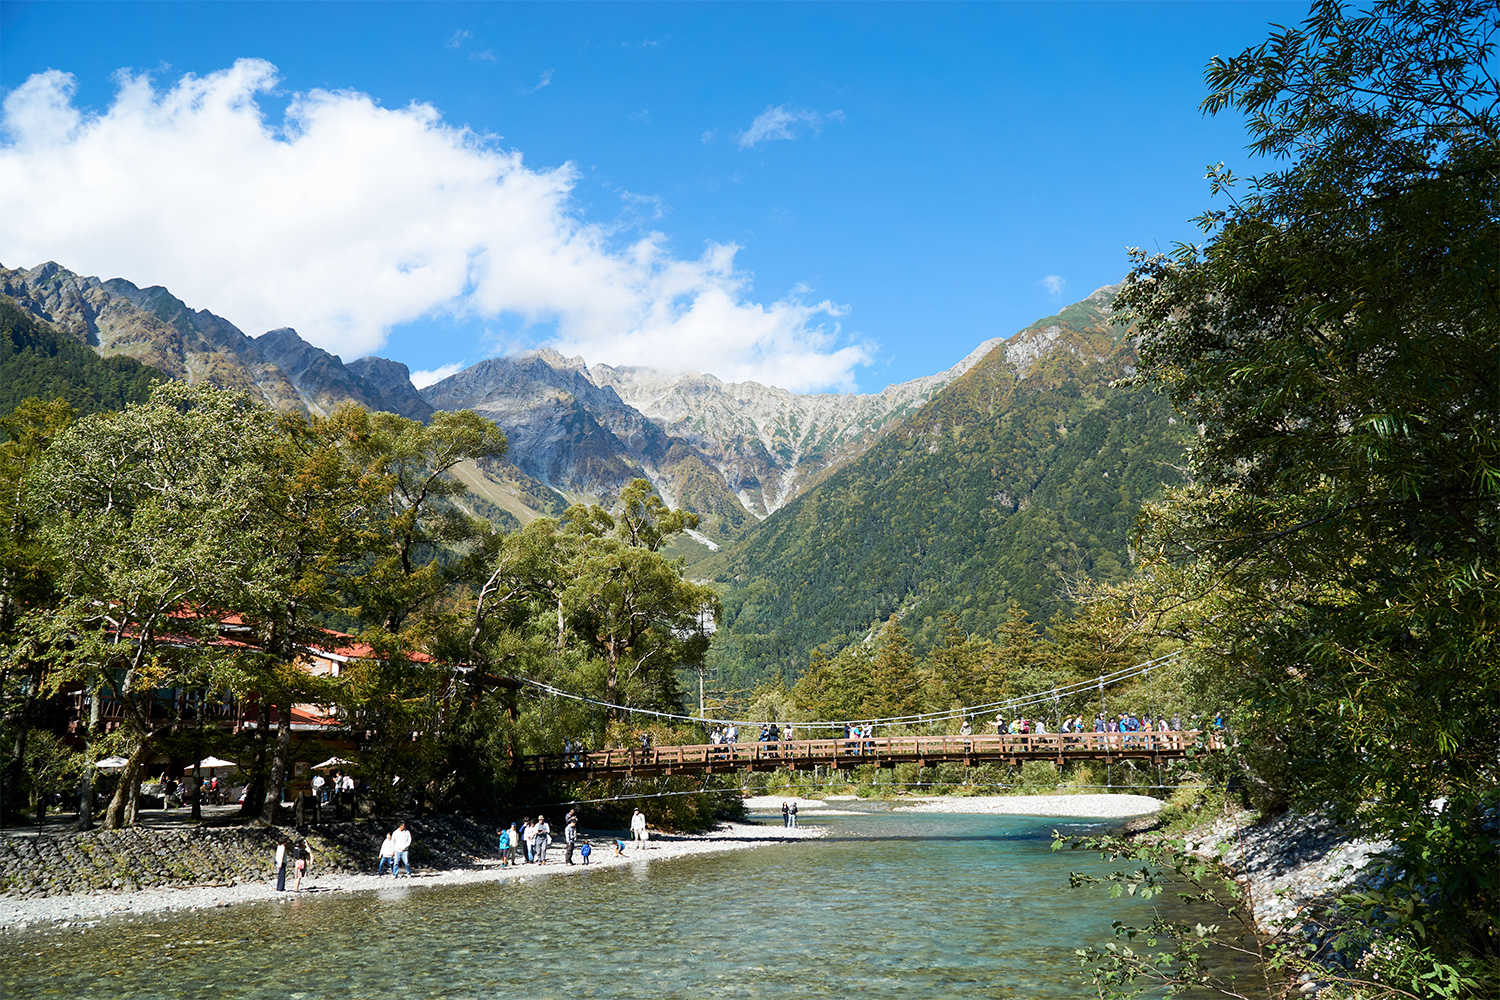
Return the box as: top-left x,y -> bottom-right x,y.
0,259 -> 1186,681
0,260 -> 992,545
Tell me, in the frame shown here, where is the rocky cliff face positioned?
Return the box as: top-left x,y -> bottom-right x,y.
0,261 -> 433,422
345,356 -> 434,422
588,337 -> 1003,517
418,339 -> 1002,541
419,353 -> 756,540
0,261 -> 306,409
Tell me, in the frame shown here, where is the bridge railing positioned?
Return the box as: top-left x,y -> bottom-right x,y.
525,730 -> 1214,774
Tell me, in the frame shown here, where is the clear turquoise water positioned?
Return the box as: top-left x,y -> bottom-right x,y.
0,808 -> 1253,999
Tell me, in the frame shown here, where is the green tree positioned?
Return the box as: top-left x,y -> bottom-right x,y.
330,406 -> 506,810
791,643 -> 873,725
227,407 -> 382,822
1117,0 -> 1498,982
25,383 -> 279,827
560,488 -> 719,713
988,602 -> 1049,705
866,615 -> 923,721
0,398 -> 75,823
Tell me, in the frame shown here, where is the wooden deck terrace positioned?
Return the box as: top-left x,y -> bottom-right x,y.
523,730 -> 1216,778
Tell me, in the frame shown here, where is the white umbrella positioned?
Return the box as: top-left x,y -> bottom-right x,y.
311,757 -> 355,770
95,755 -> 130,771
184,756 -> 238,773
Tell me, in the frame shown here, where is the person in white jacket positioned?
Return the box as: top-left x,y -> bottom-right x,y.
377,832 -> 395,876
629,808 -> 648,845
391,822 -> 413,877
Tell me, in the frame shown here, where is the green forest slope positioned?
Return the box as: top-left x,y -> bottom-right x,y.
0,297 -> 161,417
704,290 -> 1187,685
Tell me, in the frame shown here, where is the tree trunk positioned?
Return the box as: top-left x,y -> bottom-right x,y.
261,703 -> 291,825
238,702 -> 270,817
605,636 -> 620,720
75,685 -> 102,830
103,736 -> 153,829
4,687 -> 35,826
190,752 -> 202,822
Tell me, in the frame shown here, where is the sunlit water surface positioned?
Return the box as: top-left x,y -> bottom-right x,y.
0,808 -> 1246,999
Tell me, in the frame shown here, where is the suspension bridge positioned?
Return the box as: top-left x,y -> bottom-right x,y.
520,730 -> 1216,779
512,650 -> 1213,780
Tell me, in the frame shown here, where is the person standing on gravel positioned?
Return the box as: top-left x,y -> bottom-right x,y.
630,808 -> 648,845
533,815 -> 552,865
564,813 -> 578,865
292,838 -> 313,892
391,821 -> 412,877
273,837 -> 289,892
377,831 -> 396,876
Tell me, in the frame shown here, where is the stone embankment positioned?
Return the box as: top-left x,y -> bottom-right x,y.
0,815 -> 494,900
1180,809 -> 1387,935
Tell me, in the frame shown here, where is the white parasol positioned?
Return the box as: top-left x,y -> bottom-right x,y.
184,756 -> 238,774
311,757 -> 355,770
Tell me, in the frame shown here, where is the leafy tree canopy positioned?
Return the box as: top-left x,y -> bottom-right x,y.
1118,0 -> 1498,975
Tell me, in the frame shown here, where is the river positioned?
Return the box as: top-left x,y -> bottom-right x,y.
0,806 -> 1253,998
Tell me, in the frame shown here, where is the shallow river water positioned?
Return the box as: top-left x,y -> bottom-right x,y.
0,807 -> 1247,999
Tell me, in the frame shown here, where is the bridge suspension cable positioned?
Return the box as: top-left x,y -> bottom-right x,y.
514,650 -> 1181,730
521,777 -> 1208,808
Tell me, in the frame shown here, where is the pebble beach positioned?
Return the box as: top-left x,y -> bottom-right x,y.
0,821 -> 824,933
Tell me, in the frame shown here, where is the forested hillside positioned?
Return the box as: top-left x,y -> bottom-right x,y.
705,290 -> 1188,684
0,297 -> 161,417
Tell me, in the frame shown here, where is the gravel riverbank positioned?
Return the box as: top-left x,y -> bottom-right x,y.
0,821 -> 823,933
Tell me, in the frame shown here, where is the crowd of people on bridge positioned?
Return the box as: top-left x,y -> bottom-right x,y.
550,709 -> 1228,769
975,711 -> 1226,750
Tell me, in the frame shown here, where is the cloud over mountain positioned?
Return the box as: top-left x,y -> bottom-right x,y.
0,60 -> 868,391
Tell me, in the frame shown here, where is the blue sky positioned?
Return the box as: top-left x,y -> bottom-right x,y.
0,1 -> 1305,392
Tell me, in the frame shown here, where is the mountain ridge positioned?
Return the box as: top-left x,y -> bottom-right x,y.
0,260 -> 1130,573
701,285 -> 1188,683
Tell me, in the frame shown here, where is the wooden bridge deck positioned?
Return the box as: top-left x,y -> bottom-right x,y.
523,731 -> 1215,778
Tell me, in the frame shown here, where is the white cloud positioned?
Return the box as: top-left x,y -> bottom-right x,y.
0,61 -> 869,392
736,105 -> 843,149
446,29 -> 472,49
700,129 -> 715,144
520,68 -> 552,94
409,361 -> 466,389
1041,274 -> 1066,296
